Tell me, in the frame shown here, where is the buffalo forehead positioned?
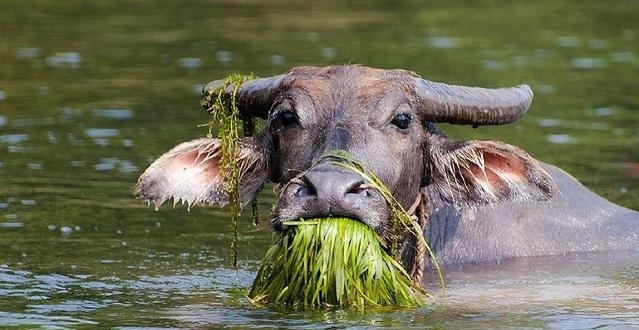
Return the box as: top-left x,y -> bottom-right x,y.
279,67 -> 414,119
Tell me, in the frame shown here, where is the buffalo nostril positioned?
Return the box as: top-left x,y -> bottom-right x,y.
294,185 -> 313,197
292,177 -> 316,197
345,181 -> 373,197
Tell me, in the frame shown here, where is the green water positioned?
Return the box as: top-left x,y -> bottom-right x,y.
0,0 -> 638,328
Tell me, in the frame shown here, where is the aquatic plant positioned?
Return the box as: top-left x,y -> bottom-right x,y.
200,73 -> 256,268
249,217 -> 427,308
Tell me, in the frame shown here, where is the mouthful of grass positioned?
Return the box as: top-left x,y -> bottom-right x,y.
248,217 -> 428,308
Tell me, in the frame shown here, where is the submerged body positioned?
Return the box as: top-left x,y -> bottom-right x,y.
427,164 -> 639,265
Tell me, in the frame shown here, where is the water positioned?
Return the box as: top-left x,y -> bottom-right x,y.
1,0 -> 638,328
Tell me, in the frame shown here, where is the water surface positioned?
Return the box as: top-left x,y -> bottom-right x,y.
0,0 -> 638,328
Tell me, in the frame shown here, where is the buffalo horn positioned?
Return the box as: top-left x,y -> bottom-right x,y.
201,75 -> 286,119
414,79 -> 533,126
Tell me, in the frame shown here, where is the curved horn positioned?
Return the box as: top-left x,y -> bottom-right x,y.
414,79 -> 533,126
201,75 -> 286,119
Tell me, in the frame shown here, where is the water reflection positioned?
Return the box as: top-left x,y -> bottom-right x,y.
572,57 -> 607,70
178,58 -> 202,70
0,134 -> 28,144
92,109 -> 134,120
428,37 -> 459,49
85,128 -> 119,138
46,52 -> 81,69
15,47 -> 41,59
0,0 -> 637,328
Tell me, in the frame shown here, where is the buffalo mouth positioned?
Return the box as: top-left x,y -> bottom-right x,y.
265,153 -> 435,288
269,163 -> 392,240
266,161 -> 434,288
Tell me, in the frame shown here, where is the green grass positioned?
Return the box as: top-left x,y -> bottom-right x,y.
201,73 -> 257,268
249,217 -> 427,308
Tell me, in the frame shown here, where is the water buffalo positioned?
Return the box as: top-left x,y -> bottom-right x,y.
135,65 -> 639,275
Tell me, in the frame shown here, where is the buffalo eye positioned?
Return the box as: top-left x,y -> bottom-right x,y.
391,113 -> 412,130
273,109 -> 298,129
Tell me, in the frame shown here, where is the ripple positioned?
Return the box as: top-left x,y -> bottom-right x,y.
589,39 -> 607,49
321,47 -> 336,59
537,118 -> 562,127
536,84 -> 556,94
557,36 -> 580,47
38,86 -> 50,96
9,145 -> 25,153
47,131 -> 58,144
308,32 -> 320,43
192,84 -> 204,94
33,274 -> 81,289
85,128 -> 119,138
0,222 -> 23,228
91,157 -> 139,174
510,56 -> 528,67
92,109 -> 134,120
429,36 -> 459,49
179,57 -> 202,69
12,117 -> 55,127
15,47 -> 41,59
0,311 -> 97,327
610,51 -> 636,63
60,226 -> 73,235
533,48 -> 551,61
28,299 -> 107,314
548,134 -> 578,144
594,107 -> 615,116
95,163 -> 116,171
28,163 -> 42,170
216,51 -> 232,64
60,107 -> 83,121
0,134 -> 28,144
0,116 -> 6,127
67,133 -> 84,146
118,160 -> 139,174
482,60 -> 506,70
0,267 -> 30,285
93,138 -> 110,146
572,57 -> 607,70
46,52 -> 81,68
270,54 -> 285,66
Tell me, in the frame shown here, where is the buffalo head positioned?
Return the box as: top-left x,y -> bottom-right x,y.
134,65 -> 556,272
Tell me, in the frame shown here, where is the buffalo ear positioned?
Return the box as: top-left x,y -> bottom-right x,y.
134,137 -> 269,210
428,139 -> 557,205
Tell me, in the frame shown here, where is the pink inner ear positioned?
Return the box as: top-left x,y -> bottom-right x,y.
167,150 -> 222,183
461,151 -> 527,189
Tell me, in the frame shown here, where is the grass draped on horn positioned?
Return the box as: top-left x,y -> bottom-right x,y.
249,218 -> 427,308
200,73 -> 257,268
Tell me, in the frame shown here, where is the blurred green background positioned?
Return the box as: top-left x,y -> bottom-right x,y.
0,0 -> 637,328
